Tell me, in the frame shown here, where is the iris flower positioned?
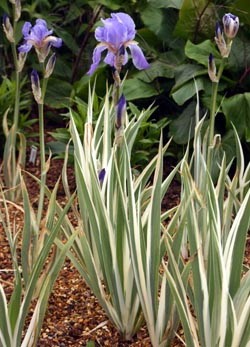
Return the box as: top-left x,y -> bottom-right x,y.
18,19 -> 62,62
87,12 -> 149,75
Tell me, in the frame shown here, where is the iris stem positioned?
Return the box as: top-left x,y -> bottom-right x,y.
37,76 -> 48,226
207,59 -> 225,170
11,42 -> 21,183
4,13 -> 22,200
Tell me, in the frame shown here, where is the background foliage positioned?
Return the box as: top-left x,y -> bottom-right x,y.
1,0 -> 250,161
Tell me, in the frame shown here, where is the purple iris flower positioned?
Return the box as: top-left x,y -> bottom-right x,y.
87,12 -> 150,75
18,19 -> 62,62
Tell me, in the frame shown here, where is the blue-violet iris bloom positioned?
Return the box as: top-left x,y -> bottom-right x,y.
87,12 -> 149,75
18,19 -> 62,62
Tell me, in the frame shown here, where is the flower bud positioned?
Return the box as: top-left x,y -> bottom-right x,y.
115,94 -> 126,130
17,51 -> 27,72
31,70 -> 42,104
14,0 -> 21,22
208,54 -> 218,83
222,13 -> 239,39
115,94 -> 126,145
2,15 -> 15,43
98,168 -> 106,184
44,53 -> 56,78
215,22 -> 230,58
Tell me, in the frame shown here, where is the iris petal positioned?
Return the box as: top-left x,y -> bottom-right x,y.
18,42 -> 32,53
95,26 -> 105,42
104,51 -> 116,66
112,13 -> 135,41
87,45 -> 107,75
22,22 -> 32,37
128,43 -> 150,70
44,36 -> 63,48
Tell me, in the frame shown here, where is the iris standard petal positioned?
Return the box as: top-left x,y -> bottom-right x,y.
128,43 -> 150,70
22,22 -> 32,37
95,26 -> 105,42
106,21 -> 128,48
35,19 -> 48,27
112,13 -> 136,41
87,44 -> 107,75
28,19 -> 53,43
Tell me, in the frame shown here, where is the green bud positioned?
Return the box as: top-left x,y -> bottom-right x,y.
14,0 -> 21,22
17,52 -> 27,72
2,15 -> 15,43
44,53 -> 56,78
31,70 -> 42,104
208,54 -> 218,83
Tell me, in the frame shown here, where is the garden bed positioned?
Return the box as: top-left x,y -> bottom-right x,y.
1,137 -> 249,347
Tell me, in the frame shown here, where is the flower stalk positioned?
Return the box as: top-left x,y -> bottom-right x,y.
208,59 -> 225,148
2,3 -> 25,200
207,13 -> 239,169
36,71 -> 49,226
20,18 -> 61,224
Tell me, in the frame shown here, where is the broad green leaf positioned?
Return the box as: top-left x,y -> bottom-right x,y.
174,0 -> 216,40
172,64 -> 206,92
169,101 -> 196,144
45,78 -> 72,108
171,77 -> 205,105
0,0 -> 9,13
222,93 -> 250,140
148,0 -> 183,9
54,28 -> 79,53
136,60 -> 175,83
141,5 -> 179,44
123,78 -> 159,100
228,37 -> 250,72
92,0 -> 122,10
185,40 -> 221,67
230,0 -> 250,25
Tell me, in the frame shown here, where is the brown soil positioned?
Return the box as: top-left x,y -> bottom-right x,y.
0,133 -> 249,347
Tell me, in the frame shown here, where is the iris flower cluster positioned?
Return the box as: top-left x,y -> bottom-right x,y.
12,12 -> 149,138
17,19 -> 62,102
215,13 -> 239,58
208,13 -> 239,83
